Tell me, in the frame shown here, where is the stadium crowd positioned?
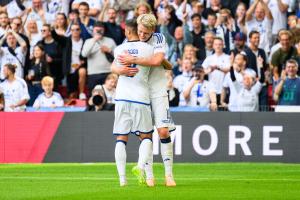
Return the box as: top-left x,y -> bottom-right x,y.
0,0 -> 300,112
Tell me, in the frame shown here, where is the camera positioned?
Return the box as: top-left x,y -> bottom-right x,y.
92,94 -> 104,106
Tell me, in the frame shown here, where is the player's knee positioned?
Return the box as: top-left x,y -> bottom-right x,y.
139,133 -> 152,141
157,128 -> 170,139
116,135 -> 128,143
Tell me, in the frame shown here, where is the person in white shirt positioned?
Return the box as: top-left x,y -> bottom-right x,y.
173,58 -> 193,106
202,37 -> 231,105
221,53 -> 247,111
0,11 -> 9,37
0,63 -> 29,112
183,67 -> 217,110
246,0 -> 273,53
33,76 -> 64,108
0,30 -> 27,80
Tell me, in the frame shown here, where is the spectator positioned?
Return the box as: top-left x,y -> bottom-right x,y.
26,43 -> 51,106
197,31 -> 215,63
72,0 -> 101,17
2,0 -> 26,19
33,76 -> 64,108
157,4 -> 182,37
183,67 -> 217,111
0,63 -> 29,111
231,32 -> 247,56
166,70 -> 180,107
81,21 -> 116,92
0,30 -> 27,79
246,0 -> 273,53
98,3 -> 125,45
173,58 -> 193,106
228,56 -> 265,112
202,37 -> 231,105
190,13 -> 205,57
51,23 -> 87,100
88,73 -> 117,111
268,0 -> 289,45
215,8 -> 239,54
202,0 -> 222,19
37,24 -> 63,87
77,2 -> 95,39
0,11 -> 9,36
235,2 -> 247,34
271,30 -> 299,75
274,59 -> 300,105
25,19 -> 42,57
221,53 -> 247,111
205,12 -> 217,33
160,11 -> 193,71
127,1 -> 152,20
181,44 -> 202,68
47,0 -> 68,18
54,12 -> 68,36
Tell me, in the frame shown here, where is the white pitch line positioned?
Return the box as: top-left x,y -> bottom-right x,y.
0,177 -> 300,182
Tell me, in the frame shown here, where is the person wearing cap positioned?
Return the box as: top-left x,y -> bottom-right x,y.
230,32 -> 247,56
81,21 -> 116,92
182,66 -> 217,111
229,55 -> 265,111
0,63 -> 29,111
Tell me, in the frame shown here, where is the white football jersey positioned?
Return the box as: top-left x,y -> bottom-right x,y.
33,92 -> 64,108
147,33 -> 168,99
0,77 -> 29,112
114,41 -> 154,105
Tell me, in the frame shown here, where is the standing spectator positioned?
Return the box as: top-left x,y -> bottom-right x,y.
235,2 -> 247,34
98,3 -> 125,45
268,0 -> 289,45
25,19 -> 42,57
166,70 -> 180,107
190,13 -> 205,57
51,23 -> 87,100
0,63 -> 29,111
246,0 -> 273,53
76,2 -> 95,39
33,76 -> 64,108
202,37 -> 231,105
81,21 -> 116,92
271,30 -> 299,75
0,30 -> 27,79
72,0 -> 101,17
274,59 -> 300,105
202,0 -> 222,19
215,8 -> 239,54
26,44 -> 51,106
157,4 -> 182,37
173,58 -> 193,106
0,11 -> 9,37
37,24 -> 63,87
54,13 -> 68,36
205,12 -> 217,33
183,67 -> 217,110
231,32 -> 247,56
197,31 -> 215,63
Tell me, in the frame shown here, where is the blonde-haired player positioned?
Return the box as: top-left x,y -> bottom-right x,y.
33,76 -> 64,108
118,13 -> 176,187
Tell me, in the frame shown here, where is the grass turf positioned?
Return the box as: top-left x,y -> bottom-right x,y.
0,163 -> 299,200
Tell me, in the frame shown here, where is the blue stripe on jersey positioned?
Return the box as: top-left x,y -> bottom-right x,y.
154,33 -> 163,43
115,99 -> 150,106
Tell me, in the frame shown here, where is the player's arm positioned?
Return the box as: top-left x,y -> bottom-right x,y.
111,62 -> 139,77
118,52 -> 165,67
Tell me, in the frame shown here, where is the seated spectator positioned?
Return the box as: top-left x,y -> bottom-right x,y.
26,44 -> 51,106
0,63 -> 30,111
33,76 -> 64,108
274,59 -> 300,105
183,67 -> 217,111
88,73 -> 117,111
166,70 -> 180,107
229,57 -> 265,112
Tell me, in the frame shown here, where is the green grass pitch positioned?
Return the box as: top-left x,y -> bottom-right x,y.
0,163 -> 299,199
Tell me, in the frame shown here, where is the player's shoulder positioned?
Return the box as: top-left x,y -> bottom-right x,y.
152,33 -> 165,44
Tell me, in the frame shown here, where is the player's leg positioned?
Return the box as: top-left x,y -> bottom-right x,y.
152,96 -> 176,186
113,102 -> 131,186
115,135 -> 128,186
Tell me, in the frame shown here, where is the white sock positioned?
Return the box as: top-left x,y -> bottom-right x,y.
138,138 -> 152,170
145,148 -> 154,180
161,139 -> 173,177
115,141 -> 127,179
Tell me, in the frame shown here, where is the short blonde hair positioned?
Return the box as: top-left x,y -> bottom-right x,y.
137,14 -> 157,30
41,76 -> 54,86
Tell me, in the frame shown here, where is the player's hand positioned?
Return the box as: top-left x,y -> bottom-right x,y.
118,53 -> 134,65
120,66 -> 139,77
